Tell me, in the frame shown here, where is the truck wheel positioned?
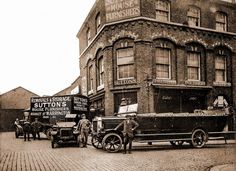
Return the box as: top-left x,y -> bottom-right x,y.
102,133 -> 122,153
191,129 -> 207,148
51,137 -> 56,148
170,140 -> 184,147
15,128 -> 19,138
91,135 -> 102,149
46,128 -> 53,140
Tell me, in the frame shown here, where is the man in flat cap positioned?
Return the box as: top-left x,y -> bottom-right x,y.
77,114 -> 91,147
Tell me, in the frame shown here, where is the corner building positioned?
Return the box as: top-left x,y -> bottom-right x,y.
77,0 -> 236,118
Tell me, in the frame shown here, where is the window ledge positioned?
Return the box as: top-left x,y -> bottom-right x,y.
185,80 -> 206,86
213,82 -> 231,87
152,79 -> 177,85
88,90 -> 94,95
97,84 -> 104,91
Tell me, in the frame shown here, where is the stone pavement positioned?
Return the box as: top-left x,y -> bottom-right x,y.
0,132 -> 236,171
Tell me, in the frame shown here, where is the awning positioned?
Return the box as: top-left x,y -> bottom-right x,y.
152,84 -> 213,90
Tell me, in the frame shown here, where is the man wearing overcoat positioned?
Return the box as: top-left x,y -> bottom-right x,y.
115,115 -> 139,154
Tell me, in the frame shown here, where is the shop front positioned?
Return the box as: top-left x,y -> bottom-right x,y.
154,87 -> 211,113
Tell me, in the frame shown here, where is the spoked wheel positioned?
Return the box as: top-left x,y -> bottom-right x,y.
191,129 -> 207,148
91,135 -> 102,149
170,140 -> 184,147
102,133 -> 122,153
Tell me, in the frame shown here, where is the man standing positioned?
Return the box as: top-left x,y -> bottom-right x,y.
77,114 -> 91,147
31,118 -> 42,140
23,119 -> 31,141
115,115 -> 139,154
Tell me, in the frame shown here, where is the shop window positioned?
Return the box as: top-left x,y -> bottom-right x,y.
216,12 -> 227,31
156,48 -> 171,79
114,92 -> 137,113
156,0 -> 170,22
117,48 -> 134,79
98,57 -> 104,86
215,52 -> 226,82
187,6 -> 200,27
187,52 -> 200,81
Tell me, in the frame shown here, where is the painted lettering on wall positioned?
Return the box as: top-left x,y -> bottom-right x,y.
105,0 -> 140,22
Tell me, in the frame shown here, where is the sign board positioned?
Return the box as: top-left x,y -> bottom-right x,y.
105,0 -> 140,22
31,96 -> 71,117
118,103 -> 138,114
73,96 -> 88,112
30,95 -> 88,119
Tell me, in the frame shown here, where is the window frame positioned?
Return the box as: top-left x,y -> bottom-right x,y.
187,51 -> 201,81
95,12 -> 101,33
187,6 -> 200,27
155,47 -> 171,79
97,56 -> 104,86
215,51 -> 227,82
88,64 -> 93,91
215,12 -> 227,31
87,28 -> 91,45
155,0 -> 170,22
116,47 -> 135,80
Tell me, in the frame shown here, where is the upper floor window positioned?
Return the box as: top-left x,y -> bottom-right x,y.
87,28 -> 91,45
156,48 -> 171,79
187,6 -> 200,27
98,57 -> 104,86
96,13 -> 101,33
88,64 -> 93,91
156,0 -> 170,22
187,52 -> 201,81
216,12 -> 227,31
215,51 -> 226,82
117,48 -> 134,79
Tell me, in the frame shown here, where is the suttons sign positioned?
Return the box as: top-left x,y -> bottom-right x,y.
105,0 -> 140,22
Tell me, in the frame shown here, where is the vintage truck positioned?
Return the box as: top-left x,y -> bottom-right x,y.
51,114 -> 80,148
91,104 -> 236,152
29,94 -> 89,139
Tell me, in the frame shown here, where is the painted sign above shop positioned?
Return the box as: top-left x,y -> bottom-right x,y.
105,0 -> 140,22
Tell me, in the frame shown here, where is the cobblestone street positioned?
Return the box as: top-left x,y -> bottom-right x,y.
0,132 -> 235,171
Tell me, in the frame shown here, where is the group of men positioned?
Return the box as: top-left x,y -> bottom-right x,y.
76,113 -> 139,153
15,113 -> 139,154
15,118 -> 42,141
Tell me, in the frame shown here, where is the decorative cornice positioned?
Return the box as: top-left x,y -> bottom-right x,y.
108,30 -> 139,44
211,42 -> 234,51
79,17 -> 236,58
152,31 -> 178,45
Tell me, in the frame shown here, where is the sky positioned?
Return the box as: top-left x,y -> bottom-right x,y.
0,0 -> 95,96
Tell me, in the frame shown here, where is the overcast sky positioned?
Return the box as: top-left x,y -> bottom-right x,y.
0,0 -> 95,96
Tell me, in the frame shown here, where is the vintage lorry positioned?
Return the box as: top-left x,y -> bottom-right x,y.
91,104 -> 236,152
28,94 -> 89,139
51,114 -> 80,148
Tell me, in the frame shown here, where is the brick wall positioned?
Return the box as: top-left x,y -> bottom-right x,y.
0,109 -> 24,132
78,0 -> 236,115
0,87 -> 39,110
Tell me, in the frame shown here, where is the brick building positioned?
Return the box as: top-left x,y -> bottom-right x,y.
0,86 -> 39,131
77,0 -> 236,117
0,86 -> 39,109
